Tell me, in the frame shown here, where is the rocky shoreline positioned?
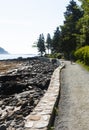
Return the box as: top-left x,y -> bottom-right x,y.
0,57 -> 59,130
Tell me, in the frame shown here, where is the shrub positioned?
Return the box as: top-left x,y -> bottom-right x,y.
74,46 -> 89,65
45,53 -> 62,59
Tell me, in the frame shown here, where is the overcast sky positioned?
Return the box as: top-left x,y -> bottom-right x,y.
0,0 -> 79,54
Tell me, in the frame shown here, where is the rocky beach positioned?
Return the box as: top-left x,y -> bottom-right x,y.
0,57 -> 58,130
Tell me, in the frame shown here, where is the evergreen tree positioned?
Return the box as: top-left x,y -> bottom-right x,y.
52,27 -> 61,53
76,0 -> 89,48
46,33 -> 52,54
37,34 -> 45,56
60,0 -> 83,58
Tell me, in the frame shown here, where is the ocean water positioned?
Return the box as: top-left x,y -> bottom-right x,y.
0,54 -> 38,60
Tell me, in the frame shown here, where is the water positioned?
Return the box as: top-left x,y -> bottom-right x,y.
0,54 -> 38,60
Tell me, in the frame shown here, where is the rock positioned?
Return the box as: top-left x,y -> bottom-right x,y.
25,121 -> 33,128
0,125 -> 6,130
29,115 -> 41,121
20,101 -> 28,109
34,121 -> 48,128
6,120 -> 12,127
0,111 -> 2,117
0,101 -> 3,106
0,58 -> 58,129
15,114 -> 23,120
1,105 -> 5,110
6,112 -> 15,121
28,86 -> 33,90
0,81 -> 28,95
16,100 -> 23,107
34,99 -> 39,105
52,58 -> 57,64
1,111 -> 8,120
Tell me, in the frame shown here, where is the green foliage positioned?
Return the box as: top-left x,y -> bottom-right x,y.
37,34 -> 45,56
76,0 -> 89,47
52,27 -> 61,53
49,127 -> 54,130
32,42 -> 37,47
46,33 -> 52,54
45,53 -> 62,59
75,46 -> 89,65
33,0 -> 89,60
77,60 -> 89,71
60,0 -> 83,58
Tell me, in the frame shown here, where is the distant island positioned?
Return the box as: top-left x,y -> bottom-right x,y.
0,47 -> 9,54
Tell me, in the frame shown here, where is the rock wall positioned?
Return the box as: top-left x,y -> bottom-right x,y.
24,64 -> 64,130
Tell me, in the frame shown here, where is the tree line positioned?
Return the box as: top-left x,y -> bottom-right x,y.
34,0 -> 89,59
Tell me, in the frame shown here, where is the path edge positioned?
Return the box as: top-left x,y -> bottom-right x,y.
24,61 -> 65,130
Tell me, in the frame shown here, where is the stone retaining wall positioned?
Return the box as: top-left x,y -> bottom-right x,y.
24,62 -> 64,130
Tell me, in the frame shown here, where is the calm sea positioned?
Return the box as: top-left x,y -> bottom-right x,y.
0,54 -> 38,60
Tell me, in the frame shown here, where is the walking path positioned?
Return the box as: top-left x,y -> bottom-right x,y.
54,61 -> 89,130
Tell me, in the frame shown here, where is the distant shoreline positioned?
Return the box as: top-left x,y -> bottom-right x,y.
0,54 -> 38,60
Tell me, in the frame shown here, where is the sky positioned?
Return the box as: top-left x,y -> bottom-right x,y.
0,0 -> 79,54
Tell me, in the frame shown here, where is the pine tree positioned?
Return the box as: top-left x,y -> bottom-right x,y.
60,0 -> 83,58
46,33 -> 52,54
37,34 -> 45,56
76,0 -> 89,48
52,27 -> 61,53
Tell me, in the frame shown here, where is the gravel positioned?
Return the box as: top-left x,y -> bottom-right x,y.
54,61 -> 89,130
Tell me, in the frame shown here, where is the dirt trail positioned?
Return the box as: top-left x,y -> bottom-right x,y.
54,61 -> 89,130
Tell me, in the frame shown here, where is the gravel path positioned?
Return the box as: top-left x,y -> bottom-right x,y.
54,61 -> 89,130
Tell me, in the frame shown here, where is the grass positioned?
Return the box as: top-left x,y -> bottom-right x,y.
76,60 -> 89,71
